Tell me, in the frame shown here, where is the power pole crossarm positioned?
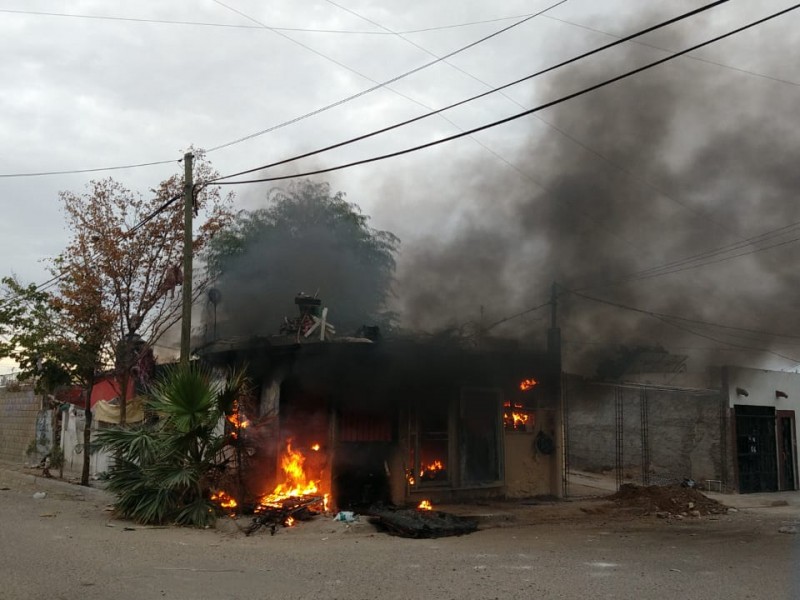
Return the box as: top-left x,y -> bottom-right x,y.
180,152 -> 194,367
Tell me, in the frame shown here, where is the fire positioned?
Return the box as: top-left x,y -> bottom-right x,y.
210,490 -> 238,510
420,460 -> 444,479
285,516 -> 295,527
258,441 -> 321,507
227,400 -> 250,439
418,499 -> 433,511
311,443 -> 321,452
405,468 -> 417,486
519,378 -> 538,391
503,401 -> 531,430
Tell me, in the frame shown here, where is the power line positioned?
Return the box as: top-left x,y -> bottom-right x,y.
209,0 -> 732,183
0,7 -> 546,37
211,1 -> 793,187
320,0 -> 750,267
484,301 -> 552,332
542,14 -> 800,88
0,158 -> 180,180
0,192 -> 185,307
571,220 -> 800,293
565,289 -> 800,363
0,7 -> 382,34
567,289 -> 800,341
401,14 -> 537,35
1,2 -> 555,178
205,0 -> 567,153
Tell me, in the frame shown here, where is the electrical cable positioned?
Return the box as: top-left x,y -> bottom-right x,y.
211,1 -> 794,186
567,288 -> 800,346
205,0 -> 567,153
571,221 -> 800,293
208,0 -> 732,182
0,7 -> 548,37
566,289 -> 800,364
321,0 -> 752,267
0,192 -> 186,307
484,301 -> 552,331
0,158 -> 180,180
542,14 -> 800,87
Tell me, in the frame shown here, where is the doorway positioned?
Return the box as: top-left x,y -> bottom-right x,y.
735,405 -> 778,493
776,410 -> 797,492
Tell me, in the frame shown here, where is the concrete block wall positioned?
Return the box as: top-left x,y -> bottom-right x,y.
565,376 -> 725,485
0,387 -> 41,462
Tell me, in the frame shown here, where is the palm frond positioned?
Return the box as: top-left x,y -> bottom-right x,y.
101,364 -> 252,527
148,364 -> 221,432
175,497 -> 216,528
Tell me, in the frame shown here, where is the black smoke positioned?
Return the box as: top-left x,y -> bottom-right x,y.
388,6 -> 800,372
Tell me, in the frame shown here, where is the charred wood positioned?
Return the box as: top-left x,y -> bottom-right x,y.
367,507 -> 478,538
243,495 -> 324,536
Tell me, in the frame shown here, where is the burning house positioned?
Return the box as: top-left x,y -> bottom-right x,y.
198,295 -> 563,514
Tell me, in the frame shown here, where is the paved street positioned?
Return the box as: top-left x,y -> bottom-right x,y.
1,469 -> 798,600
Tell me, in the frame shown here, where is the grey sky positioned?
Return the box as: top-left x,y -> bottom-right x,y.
1,1 -> 799,373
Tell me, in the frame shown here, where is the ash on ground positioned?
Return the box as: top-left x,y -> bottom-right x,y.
607,484 -> 728,518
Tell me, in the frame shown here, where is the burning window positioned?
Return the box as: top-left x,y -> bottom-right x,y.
503,401 -> 535,432
504,377 -> 537,432
408,400 -> 449,486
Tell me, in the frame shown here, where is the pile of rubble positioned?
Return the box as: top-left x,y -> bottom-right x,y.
608,483 -> 728,518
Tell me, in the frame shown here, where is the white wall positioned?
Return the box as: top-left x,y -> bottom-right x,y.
724,367 -> 800,412
61,405 -> 112,477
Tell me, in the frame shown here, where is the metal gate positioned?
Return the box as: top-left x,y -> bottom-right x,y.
735,405 -> 778,493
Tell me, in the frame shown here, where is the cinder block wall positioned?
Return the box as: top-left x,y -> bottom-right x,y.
565,376 -> 725,485
0,387 -> 40,462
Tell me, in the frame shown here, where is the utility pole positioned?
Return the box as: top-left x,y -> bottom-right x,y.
180,152 -> 194,367
547,281 -> 565,498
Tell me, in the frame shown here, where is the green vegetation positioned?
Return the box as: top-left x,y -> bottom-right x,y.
95,365 -> 249,527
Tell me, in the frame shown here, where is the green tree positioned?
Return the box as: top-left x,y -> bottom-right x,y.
205,180 -> 399,336
95,365 -> 250,527
0,277 -> 72,392
0,274 -> 112,484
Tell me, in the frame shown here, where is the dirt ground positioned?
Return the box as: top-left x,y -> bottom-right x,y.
1,470 -> 798,600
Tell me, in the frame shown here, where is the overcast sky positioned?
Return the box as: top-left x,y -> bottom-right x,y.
2,1 -> 799,374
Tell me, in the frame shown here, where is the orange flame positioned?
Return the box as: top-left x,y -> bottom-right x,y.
210,490 -> 238,510
227,400 -> 250,439
311,443 -> 321,452
285,516 -> 295,527
519,378 -> 538,391
418,499 -> 433,511
258,441 -> 321,507
405,468 -> 417,486
420,459 -> 444,479
503,400 -> 532,430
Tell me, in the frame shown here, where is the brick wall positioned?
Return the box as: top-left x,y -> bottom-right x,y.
0,386 -> 41,462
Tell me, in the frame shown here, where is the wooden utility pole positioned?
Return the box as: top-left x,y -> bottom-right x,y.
547,281 -> 565,498
180,152 -> 194,367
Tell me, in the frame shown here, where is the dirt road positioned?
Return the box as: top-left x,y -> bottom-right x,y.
0,471 -> 797,600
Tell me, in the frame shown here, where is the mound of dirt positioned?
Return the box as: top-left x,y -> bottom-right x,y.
607,484 -> 728,517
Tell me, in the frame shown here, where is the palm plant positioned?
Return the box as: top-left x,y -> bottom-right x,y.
95,364 -> 250,527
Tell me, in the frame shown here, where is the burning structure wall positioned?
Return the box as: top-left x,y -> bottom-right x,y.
200,336 -> 560,509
